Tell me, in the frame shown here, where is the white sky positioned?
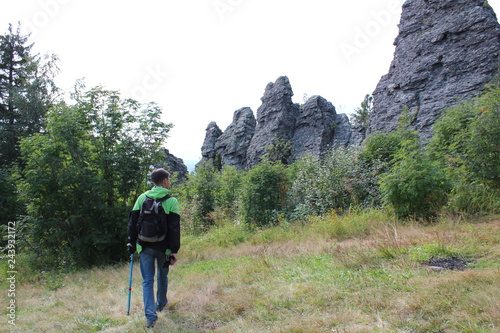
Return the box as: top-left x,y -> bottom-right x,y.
2,0 -> 500,166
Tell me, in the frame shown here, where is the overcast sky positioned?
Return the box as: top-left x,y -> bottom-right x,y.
2,0 -> 500,167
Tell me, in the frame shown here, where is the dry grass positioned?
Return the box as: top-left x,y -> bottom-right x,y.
3,213 -> 499,332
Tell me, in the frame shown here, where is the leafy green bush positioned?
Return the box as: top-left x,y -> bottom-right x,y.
361,131 -> 403,168
262,135 -> 292,164
447,179 -> 500,215
214,165 -> 243,215
350,94 -> 372,127
185,163 -> 218,227
465,86 -> 500,187
289,147 -> 380,220
380,133 -> 450,220
239,161 -> 289,227
430,81 -> 500,214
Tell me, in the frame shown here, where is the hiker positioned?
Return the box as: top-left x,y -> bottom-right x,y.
127,168 -> 181,328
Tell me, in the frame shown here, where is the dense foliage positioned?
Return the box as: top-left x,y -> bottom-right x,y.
289,148 -> 380,220
17,86 -> 172,267
379,131 -> 450,219
239,161 -> 289,227
0,24 -> 59,225
429,82 -> 500,214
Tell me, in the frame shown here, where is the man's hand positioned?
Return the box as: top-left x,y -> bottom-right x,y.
164,253 -> 178,268
127,243 -> 136,255
169,253 -> 178,265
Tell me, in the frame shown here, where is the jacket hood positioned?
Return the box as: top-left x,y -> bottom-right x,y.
145,186 -> 170,200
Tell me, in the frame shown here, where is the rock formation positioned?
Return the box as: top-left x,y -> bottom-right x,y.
291,95 -> 336,159
215,107 -> 256,168
200,76 -> 357,169
245,76 -> 300,167
332,113 -> 355,148
200,122 -> 223,161
198,0 -> 500,170
369,0 -> 500,139
156,148 -> 189,181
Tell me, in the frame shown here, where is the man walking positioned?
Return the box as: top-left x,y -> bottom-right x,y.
127,168 -> 181,328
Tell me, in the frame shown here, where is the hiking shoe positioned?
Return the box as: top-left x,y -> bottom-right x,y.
146,318 -> 157,328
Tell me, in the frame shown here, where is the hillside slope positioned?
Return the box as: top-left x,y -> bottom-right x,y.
5,213 -> 500,332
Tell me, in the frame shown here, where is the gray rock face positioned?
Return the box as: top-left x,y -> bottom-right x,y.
349,125 -> 367,146
246,76 -> 300,167
199,76 -> 358,169
291,95 -> 336,158
215,107 -> 256,168
332,113 -> 354,148
200,121 -> 222,161
157,148 -> 188,181
197,2 -> 500,169
369,0 -> 500,139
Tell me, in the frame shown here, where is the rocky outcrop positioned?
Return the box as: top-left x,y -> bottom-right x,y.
197,1 -> 500,169
349,125 -> 367,146
369,0 -> 500,139
200,122 -> 222,161
291,95 -> 336,158
215,107 -> 256,168
246,76 -> 300,167
332,113 -> 354,148
156,148 -> 188,181
199,76 -> 358,169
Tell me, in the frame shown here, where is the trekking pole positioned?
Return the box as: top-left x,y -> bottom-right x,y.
127,253 -> 134,315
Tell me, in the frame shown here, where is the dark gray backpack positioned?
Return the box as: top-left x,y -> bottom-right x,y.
137,195 -> 170,242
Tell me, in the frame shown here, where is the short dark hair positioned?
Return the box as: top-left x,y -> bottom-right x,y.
151,168 -> 170,185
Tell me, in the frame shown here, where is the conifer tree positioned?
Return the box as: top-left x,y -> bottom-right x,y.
0,23 -> 59,167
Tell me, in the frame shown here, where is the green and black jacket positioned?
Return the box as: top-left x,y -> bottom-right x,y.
128,186 -> 181,254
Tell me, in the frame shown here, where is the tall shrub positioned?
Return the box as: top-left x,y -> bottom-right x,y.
181,162 -> 218,229
214,165 -> 243,216
239,161 -> 289,227
289,147 -> 379,219
429,81 -> 500,214
361,131 -> 403,168
380,131 -> 450,220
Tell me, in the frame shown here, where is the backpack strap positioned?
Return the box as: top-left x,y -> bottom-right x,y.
155,195 -> 171,214
142,194 -> 171,205
140,195 -> 170,215
157,194 -> 171,203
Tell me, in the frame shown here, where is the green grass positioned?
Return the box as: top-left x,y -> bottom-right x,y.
2,211 -> 499,332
